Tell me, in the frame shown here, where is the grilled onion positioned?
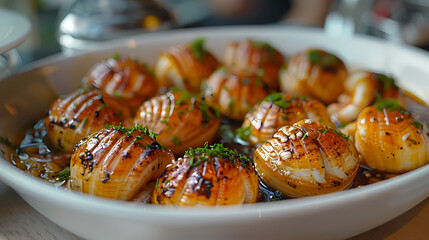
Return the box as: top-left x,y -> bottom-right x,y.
253,119 -> 360,197
70,125 -> 174,200
134,90 -> 220,155
153,143 -> 258,206
355,101 -> 429,173
241,93 -> 334,145
83,55 -> 158,112
155,38 -> 219,93
279,49 -> 347,104
44,89 -> 131,153
223,39 -> 284,90
203,67 -> 270,120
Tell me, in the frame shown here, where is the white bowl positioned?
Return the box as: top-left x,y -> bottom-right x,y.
0,26 -> 428,240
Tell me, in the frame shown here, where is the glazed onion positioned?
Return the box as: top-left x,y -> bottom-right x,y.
70,125 -> 174,200
355,101 -> 429,173
253,120 -> 360,197
241,93 -> 334,145
153,143 -> 259,206
83,56 -> 158,112
203,67 -> 270,120
134,90 -> 220,155
44,89 -> 131,153
155,38 -> 219,93
279,49 -> 347,104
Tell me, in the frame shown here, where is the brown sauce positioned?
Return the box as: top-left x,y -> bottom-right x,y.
4,94 -> 429,203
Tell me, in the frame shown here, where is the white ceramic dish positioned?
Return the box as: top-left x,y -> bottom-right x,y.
0,8 -> 31,54
0,26 -> 429,240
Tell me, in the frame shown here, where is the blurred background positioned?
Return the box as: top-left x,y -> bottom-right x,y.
1,0 -> 429,67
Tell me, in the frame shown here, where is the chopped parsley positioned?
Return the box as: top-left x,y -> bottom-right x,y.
301,132 -> 308,141
105,124 -> 167,150
236,126 -> 251,141
251,41 -> 275,56
265,93 -> 290,109
56,168 -> 70,181
82,117 -> 89,127
307,50 -> 340,68
172,136 -> 182,146
411,120 -> 424,129
189,38 -> 207,61
184,143 -> 252,168
375,73 -> 398,91
374,94 -> 406,113
112,53 -> 121,60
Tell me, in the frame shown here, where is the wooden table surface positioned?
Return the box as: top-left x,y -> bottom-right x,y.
0,181 -> 428,240
351,197 -> 429,240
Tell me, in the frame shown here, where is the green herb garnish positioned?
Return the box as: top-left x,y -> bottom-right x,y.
265,93 -> 290,109
374,94 -> 406,113
184,143 -> 252,168
105,124 -> 167,150
375,73 -> 398,91
236,126 -> 251,141
307,50 -> 339,67
411,120 -> 424,129
112,53 -> 121,60
189,38 -> 207,61
172,136 -> 182,146
56,168 -> 70,181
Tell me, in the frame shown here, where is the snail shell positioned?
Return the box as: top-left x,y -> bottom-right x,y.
223,39 -> 284,90
242,93 -> 334,145
203,67 -> 271,120
280,49 -> 347,104
134,90 -> 220,155
355,106 -> 429,173
253,120 -> 360,197
70,126 -> 174,200
152,144 -> 258,206
155,39 -> 219,93
83,56 -> 158,112
44,89 -> 131,153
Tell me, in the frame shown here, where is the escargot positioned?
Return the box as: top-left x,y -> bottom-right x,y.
134,89 -> 220,155
83,55 -> 158,112
152,143 -> 259,206
328,71 -> 404,123
241,93 -> 334,145
155,38 -> 219,93
203,67 -> 271,120
279,49 -> 348,104
70,125 -> 174,200
44,88 -> 131,153
223,39 -> 284,90
355,99 -> 429,173
253,119 -> 360,197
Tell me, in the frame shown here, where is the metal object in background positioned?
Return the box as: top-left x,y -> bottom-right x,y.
325,0 -> 429,47
57,0 -> 176,53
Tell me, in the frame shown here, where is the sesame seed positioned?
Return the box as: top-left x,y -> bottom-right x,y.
296,131 -> 303,138
305,119 -> 314,124
288,127 -> 295,132
290,134 -> 296,140
275,160 -> 283,166
370,117 -> 376,122
273,132 -> 281,138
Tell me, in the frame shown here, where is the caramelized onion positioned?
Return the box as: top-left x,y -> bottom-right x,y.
70,126 -> 174,200
153,144 -> 258,206
253,120 -> 360,197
